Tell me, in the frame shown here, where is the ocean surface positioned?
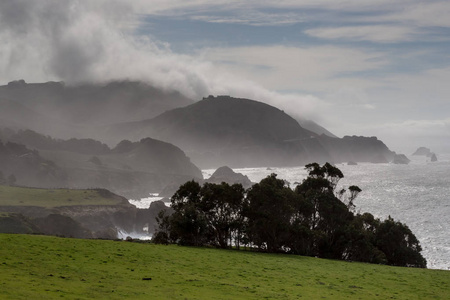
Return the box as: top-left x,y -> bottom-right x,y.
229,154 -> 450,270
131,154 -> 450,270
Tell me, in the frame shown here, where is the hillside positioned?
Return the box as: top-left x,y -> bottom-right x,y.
0,139 -> 68,188
0,80 -> 193,142
111,96 -> 331,168
0,129 -> 202,198
111,96 -> 394,168
1,234 -> 449,299
298,119 -> 337,138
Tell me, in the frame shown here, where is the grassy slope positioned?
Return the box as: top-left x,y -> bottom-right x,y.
0,185 -> 123,208
0,234 -> 448,299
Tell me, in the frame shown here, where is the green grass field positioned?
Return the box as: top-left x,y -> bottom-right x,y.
0,234 -> 448,299
0,185 -> 124,208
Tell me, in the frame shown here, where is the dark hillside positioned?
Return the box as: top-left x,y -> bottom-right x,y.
111,96 -> 329,168
111,96 -> 393,168
0,128 -> 202,198
0,80 -> 193,142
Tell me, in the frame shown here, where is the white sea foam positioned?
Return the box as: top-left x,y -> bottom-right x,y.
128,194 -> 170,209
117,229 -> 152,240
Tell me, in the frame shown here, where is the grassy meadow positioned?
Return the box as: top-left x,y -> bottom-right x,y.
0,234 -> 449,299
0,185 -> 124,208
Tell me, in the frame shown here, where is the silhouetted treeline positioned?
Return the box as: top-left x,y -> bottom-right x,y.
154,163 -> 426,268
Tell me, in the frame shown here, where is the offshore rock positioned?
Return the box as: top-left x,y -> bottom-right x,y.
430,153 -> 438,162
412,147 -> 432,156
206,166 -> 253,189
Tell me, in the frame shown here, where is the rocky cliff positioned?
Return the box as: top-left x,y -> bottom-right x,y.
0,186 -> 169,239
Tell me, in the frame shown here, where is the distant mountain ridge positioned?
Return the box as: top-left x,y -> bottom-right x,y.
1,80 -> 396,172
110,95 -> 394,168
0,80 -> 193,141
0,128 -> 202,198
112,95 -> 316,146
0,80 -> 337,142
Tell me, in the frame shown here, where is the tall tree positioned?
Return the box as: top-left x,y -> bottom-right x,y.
200,182 -> 245,248
244,174 -> 295,252
295,163 -> 355,258
169,180 -> 208,246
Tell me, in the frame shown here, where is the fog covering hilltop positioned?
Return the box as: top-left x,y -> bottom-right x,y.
1,80 -> 395,170
0,79 -> 192,141
298,119 -> 337,138
110,95 -> 395,168
0,80 -> 335,143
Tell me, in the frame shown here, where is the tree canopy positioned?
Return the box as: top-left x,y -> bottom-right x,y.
155,163 -> 427,268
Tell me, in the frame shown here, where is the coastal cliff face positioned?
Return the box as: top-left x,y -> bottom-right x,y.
317,135 -> 395,164
0,186 -> 169,239
0,203 -> 169,239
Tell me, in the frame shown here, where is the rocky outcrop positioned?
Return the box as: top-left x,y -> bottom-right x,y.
135,201 -> 173,235
412,147 -> 438,162
33,214 -> 94,238
412,147 -> 432,156
430,153 -> 438,162
206,166 -> 253,189
392,153 -> 411,164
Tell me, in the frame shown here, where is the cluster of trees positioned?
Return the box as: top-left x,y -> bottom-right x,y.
154,163 -> 426,268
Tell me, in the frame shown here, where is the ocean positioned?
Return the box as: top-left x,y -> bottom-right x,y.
229,154 -> 450,270
131,154 -> 450,270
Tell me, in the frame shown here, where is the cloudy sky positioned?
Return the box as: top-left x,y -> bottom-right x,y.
1,0 -> 449,153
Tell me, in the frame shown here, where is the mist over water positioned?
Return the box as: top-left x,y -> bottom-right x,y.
222,155 -> 450,270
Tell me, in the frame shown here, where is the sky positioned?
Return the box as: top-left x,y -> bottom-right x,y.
1,0 -> 449,153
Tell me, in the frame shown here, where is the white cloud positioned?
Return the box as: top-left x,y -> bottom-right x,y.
0,0 -> 324,118
370,118 -> 450,153
374,1 -> 450,28
130,0 -> 412,16
305,25 -> 420,43
190,11 -> 303,26
1,0 -> 450,151
201,45 -> 388,92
